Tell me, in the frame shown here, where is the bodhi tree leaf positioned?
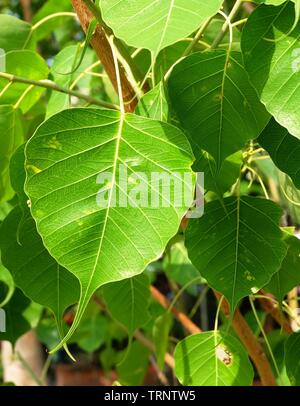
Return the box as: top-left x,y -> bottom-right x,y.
103,273 -> 151,336
0,15 -> 34,51
25,108 -> 194,350
0,287 -> 31,346
279,172 -> 300,225
186,196 -> 287,310
0,205 -> 80,324
265,231 -> 300,300
174,331 -> 254,386
168,50 -> 270,169
0,105 -> 24,203
0,50 -> 49,113
135,82 -> 168,121
285,332 -> 300,385
259,119 -> 300,189
241,3 -> 300,140
100,0 -> 223,56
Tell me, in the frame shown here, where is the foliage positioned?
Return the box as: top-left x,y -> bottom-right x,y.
0,0 -> 300,387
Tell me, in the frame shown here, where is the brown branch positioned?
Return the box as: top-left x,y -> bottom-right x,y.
71,0 -> 139,112
150,286 -> 202,334
258,292 -> 293,335
214,291 -> 277,386
20,0 -> 32,22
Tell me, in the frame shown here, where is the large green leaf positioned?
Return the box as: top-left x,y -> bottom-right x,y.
168,51 -> 270,168
186,196 -> 287,310
0,106 -> 24,203
100,0 -> 223,56
285,332 -> 300,385
0,50 -> 49,113
174,331 -> 254,386
241,3 -> 300,140
265,231 -> 300,300
0,287 -> 31,346
0,205 -> 80,323
259,119 -> 300,189
0,15 -> 34,51
103,273 -> 150,336
25,108 -> 194,349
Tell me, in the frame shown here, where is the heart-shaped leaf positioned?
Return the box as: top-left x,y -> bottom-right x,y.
168,50 -> 270,168
100,0 -> 223,56
241,3 -> 300,140
25,108 -> 194,350
186,196 -> 287,310
175,331 -> 254,386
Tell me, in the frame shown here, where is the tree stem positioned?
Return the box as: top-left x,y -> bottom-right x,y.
0,72 -> 119,110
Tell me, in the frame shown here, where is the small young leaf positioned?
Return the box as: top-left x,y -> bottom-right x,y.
174,331 -> 254,386
153,312 -> 173,369
135,82 -> 168,121
117,340 -> 150,386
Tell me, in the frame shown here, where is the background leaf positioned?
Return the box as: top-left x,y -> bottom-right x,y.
174,331 -> 254,386
186,196 -> 287,310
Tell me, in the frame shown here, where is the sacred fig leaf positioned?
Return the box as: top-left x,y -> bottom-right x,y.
0,15 -> 34,52
285,332 -> 300,386
102,273 -> 150,336
0,205 -> 80,323
168,50 -> 270,169
25,108 -> 194,350
135,82 -> 168,122
0,287 -> 31,346
100,0 -> 223,56
174,331 -> 254,386
259,119 -> 300,189
0,50 -> 49,113
241,2 -> 300,140
0,106 -> 24,203
265,231 -> 300,300
185,196 -> 287,310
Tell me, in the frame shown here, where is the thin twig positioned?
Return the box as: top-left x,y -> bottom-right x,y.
0,72 -> 119,110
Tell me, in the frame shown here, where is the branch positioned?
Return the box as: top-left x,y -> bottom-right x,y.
20,0 -> 32,22
71,0 -> 145,112
214,291 -> 277,386
0,72 -> 118,110
150,286 -> 202,334
258,292 -> 293,335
